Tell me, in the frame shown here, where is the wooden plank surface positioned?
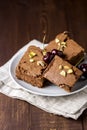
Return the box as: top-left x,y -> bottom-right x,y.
0,0 -> 87,130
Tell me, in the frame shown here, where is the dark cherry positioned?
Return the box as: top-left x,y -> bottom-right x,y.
43,52 -> 54,64
51,49 -> 65,58
57,50 -> 65,58
43,49 -> 65,64
51,49 -> 58,55
79,63 -> 87,78
79,64 -> 87,72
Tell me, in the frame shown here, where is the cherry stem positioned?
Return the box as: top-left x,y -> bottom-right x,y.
75,56 -> 84,67
42,31 -> 46,49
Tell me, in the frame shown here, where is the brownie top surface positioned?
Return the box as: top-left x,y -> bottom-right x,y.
44,56 -> 82,87
18,46 -> 46,77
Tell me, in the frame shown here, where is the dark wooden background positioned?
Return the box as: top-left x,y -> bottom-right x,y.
0,0 -> 87,130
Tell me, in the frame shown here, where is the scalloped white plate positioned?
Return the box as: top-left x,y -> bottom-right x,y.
9,40 -> 87,96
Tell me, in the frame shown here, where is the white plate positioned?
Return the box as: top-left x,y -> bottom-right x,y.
9,40 -> 87,96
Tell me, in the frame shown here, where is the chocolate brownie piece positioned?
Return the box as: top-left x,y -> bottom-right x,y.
45,32 -> 84,65
43,56 -> 83,92
16,46 -> 47,88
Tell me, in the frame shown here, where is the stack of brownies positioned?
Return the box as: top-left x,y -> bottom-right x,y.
16,32 -> 85,92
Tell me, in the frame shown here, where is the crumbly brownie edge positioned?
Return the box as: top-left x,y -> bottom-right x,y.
16,67 -> 44,88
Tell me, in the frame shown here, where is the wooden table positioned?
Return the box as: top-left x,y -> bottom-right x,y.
0,0 -> 87,129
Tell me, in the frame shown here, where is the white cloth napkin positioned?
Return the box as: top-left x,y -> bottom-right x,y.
0,40 -> 87,120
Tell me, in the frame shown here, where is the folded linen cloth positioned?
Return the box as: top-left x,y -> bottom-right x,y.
0,40 -> 87,120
